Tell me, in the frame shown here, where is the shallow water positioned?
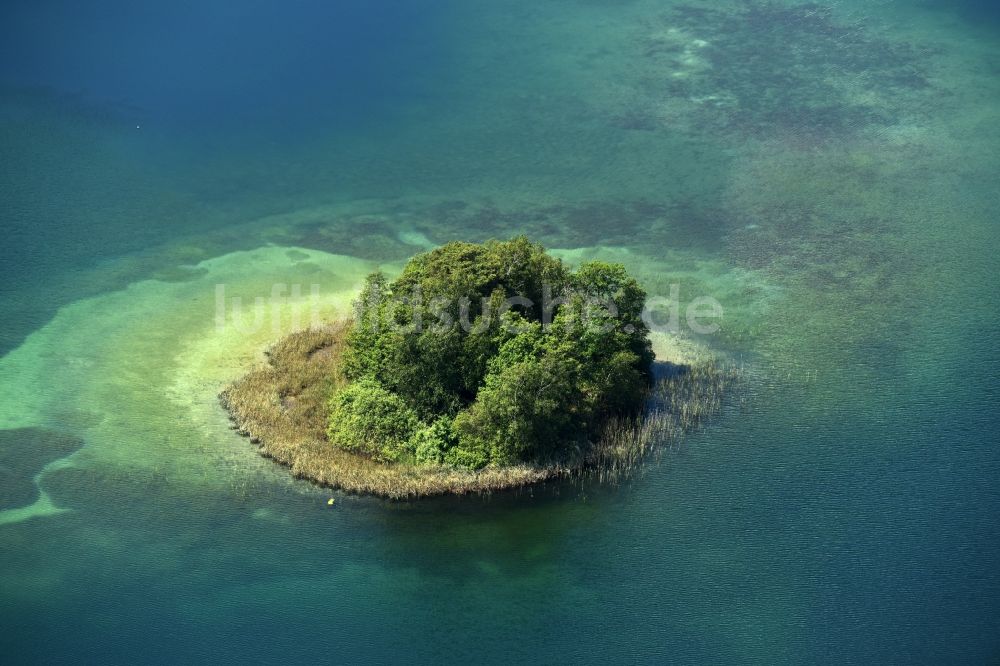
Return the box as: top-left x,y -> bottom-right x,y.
1,0 -> 999,663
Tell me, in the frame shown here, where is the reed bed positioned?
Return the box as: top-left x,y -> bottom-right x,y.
220,323 -> 744,499
585,361 -> 746,485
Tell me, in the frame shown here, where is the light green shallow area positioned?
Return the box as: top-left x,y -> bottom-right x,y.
0,247 -> 386,522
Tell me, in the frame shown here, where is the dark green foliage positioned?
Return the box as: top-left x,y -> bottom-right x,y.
329,237 -> 653,469
326,379 -> 421,463
452,342 -> 583,465
411,416 -> 456,465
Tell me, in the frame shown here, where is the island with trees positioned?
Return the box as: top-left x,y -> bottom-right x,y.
221,237 -> 734,498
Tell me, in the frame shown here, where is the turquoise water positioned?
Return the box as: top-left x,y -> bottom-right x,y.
1,0 -> 999,663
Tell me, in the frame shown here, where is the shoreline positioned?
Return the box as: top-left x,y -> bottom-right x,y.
220,323 -> 741,499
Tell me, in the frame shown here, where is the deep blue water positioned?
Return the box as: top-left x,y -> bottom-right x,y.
0,0 -> 457,353
1,0 -> 999,663
0,0 -> 449,131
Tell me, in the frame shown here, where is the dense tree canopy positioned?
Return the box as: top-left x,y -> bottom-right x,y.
328,237 -> 654,468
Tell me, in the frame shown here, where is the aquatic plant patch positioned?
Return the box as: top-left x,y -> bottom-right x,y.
635,1 -> 938,139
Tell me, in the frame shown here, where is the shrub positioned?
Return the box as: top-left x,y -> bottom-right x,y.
326,379 -> 421,462
410,416 -> 455,465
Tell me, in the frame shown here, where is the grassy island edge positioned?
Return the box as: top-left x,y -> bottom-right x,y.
219,321 -> 740,499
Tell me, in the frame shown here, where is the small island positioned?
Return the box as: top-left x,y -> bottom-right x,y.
221,237 -> 733,498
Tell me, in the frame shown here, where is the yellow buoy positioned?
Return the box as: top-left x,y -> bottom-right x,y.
327,498 -> 335,505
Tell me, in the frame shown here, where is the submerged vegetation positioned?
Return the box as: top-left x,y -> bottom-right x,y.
630,1 -> 935,139
221,238 -> 741,498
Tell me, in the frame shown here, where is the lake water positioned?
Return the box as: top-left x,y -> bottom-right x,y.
1,0 -> 998,663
